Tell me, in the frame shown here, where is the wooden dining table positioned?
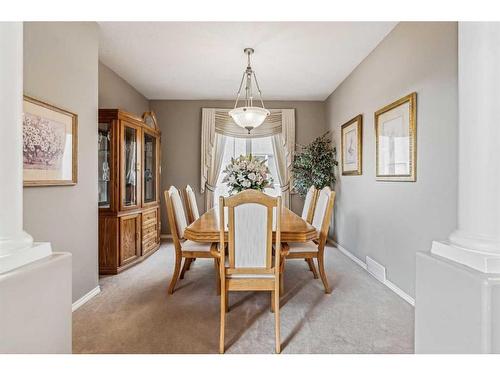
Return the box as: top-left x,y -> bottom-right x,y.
184,206 -> 317,243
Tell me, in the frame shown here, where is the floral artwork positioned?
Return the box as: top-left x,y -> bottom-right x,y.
222,154 -> 273,194
23,96 -> 78,186
23,113 -> 66,170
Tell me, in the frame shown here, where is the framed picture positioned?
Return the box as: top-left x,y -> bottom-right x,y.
341,114 -> 362,175
375,92 -> 416,181
23,95 -> 78,186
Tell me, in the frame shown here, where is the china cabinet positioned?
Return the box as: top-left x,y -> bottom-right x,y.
98,109 -> 161,274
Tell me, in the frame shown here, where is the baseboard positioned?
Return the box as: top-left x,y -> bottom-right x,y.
72,285 -> 101,312
327,238 -> 415,306
160,233 -> 172,240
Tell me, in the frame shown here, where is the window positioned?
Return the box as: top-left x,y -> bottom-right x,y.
214,135 -> 281,206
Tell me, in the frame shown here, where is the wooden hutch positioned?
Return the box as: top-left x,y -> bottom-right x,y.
98,109 -> 161,274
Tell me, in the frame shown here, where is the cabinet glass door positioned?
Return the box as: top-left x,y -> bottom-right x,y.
98,122 -> 112,208
123,125 -> 139,207
143,133 -> 156,203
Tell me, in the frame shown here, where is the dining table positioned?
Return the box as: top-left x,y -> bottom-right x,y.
183,206 -> 318,243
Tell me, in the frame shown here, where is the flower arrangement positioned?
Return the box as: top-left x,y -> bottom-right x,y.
222,154 -> 273,194
23,113 -> 65,169
292,132 -> 338,197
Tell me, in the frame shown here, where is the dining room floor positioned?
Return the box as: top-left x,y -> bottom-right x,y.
73,241 -> 414,354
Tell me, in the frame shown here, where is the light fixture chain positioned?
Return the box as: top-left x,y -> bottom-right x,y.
252,71 -> 266,109
234,71 -> 246,109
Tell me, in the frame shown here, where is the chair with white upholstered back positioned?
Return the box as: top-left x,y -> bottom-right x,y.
164,186 -> 217,295
301,185 -> 318,224
212,190 -> 282,354
183,185 -> 200,224
283,186 -> 335,294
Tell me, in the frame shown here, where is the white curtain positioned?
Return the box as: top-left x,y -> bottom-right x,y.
204,133 -> 227,210
270,109 -> 295,208
272,134 -> 289,207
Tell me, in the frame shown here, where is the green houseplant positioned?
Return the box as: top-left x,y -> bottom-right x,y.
292,132 -> 338,197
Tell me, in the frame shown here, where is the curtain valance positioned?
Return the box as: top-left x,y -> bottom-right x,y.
214,109 -> 282,138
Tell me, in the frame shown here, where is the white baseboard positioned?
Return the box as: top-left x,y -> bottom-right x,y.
72,285 -> 101,312
327,239 -> 415,306
160,233 -> 172,240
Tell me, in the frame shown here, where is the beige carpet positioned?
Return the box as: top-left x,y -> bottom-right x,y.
73,242 -> 414,354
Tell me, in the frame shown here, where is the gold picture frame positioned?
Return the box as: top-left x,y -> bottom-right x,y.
375,92 -> 416,182
341,114 -> 363,175
23,95 -> 78,186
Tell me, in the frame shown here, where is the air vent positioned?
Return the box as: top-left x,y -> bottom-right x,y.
366,256 -> 386,283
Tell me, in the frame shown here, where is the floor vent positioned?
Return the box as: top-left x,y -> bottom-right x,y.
366,256 -> 386,283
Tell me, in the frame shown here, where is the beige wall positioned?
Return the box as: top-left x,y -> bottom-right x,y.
325,22 -> 458,297
98,61 -> 149,116
23,22 -> 99,303
150,100 -> 326,234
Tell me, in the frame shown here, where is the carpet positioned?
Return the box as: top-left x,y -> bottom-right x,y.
73,242 -> 414,353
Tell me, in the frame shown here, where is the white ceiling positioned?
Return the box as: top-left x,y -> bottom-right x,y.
98,22 -> 397,101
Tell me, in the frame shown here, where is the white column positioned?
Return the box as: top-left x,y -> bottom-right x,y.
431,22 -> 500,272
0,22 -> 51,274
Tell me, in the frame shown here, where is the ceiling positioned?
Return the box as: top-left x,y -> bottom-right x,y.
98,22 -> 397,101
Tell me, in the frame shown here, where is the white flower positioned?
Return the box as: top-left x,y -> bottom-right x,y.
248,172 -> 256,181
242,180 -> 251,187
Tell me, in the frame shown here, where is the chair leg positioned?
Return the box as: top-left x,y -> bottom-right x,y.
168,253 -> 182,295
214,259 -> 221,295
274,282 -> 281,354
220,284 -> 226,354
270,291 -> 275,312
306,258 -> 319,279
317,252 -> 332,294
280,261 -> 285,295
180,258 -> 192,279
187,258 -> 195,270
225,289 -> 229,312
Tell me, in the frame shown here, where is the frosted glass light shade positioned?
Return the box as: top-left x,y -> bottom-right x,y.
229,107 -> 270,130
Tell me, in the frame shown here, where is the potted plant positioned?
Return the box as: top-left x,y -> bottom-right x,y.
292,132 -> 338,197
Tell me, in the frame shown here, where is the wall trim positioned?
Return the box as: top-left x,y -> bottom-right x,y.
72,285 -> 101,312
160,233 -> 172,240
327,238 -> 415,306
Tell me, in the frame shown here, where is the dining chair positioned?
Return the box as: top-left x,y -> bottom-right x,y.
212,190 -> 282,354
301,185 -> 318,224
183,184 -> 200,224
283,186 -> 336,294
300,185 -> 319,276
164,186 -> 218,295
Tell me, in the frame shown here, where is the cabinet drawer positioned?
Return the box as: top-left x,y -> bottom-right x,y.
143,228 -> 157,243
142,237 -> 159,255
142,209 -> 157,225
143,219 -> 157,234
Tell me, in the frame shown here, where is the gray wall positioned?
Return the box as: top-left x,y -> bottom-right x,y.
325,22 -> 458,297
150,100 -> 326,234
98,61 -> 149,115
23,22 -> 99,303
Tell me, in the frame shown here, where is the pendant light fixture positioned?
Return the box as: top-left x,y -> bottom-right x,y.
229,48 -> 270,133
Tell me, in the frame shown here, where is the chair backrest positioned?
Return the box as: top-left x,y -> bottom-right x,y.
219,190 -> 281,276
301,185 -> 318,224
184,184 -> 200,224
311,187 -> 336,246
164,186 -> 189,247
